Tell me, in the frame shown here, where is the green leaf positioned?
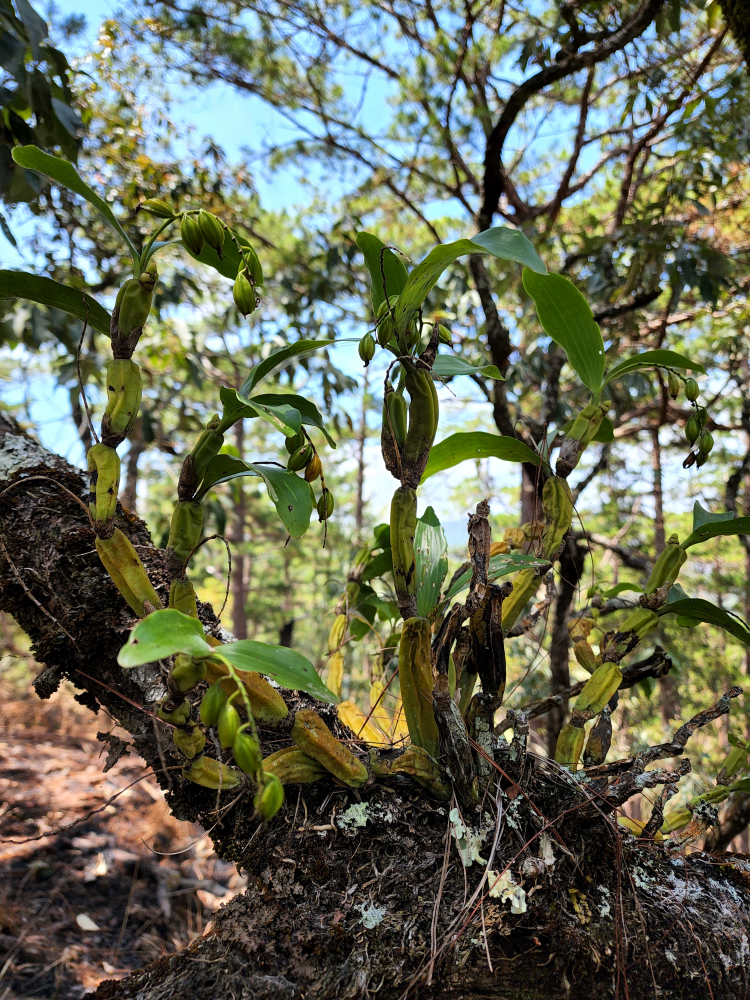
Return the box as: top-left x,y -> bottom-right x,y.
117,609 -> 212,667
394,228 -> 545,340
415,507 -> 449,617
560,415 -> 614,443
196,457 -> 313,538
659,598 -> 750,646
359,548 -> 393,584
445,553 -> 546,601
12,145 -> 139,268
215,640 -> 337,703
251,392 -> 336,448
692,500 -> 735,532
182,232 -> 254,281
522,270 -> 605,393
603,349 -> 706,385
432,355 -> 505,381
219,385 -> 301,437
356,232 -> 409,314
250,463 -> 313,538
470,228 -> 547,274
421,432 -> 540,483
240,340 -> 335,396
681,517 -> 750,550
0,271 -> 111,336
196,454 -> 258,499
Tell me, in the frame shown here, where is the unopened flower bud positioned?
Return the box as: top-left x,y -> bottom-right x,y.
198,210 -> 225,255
685,414 -> 699,446
317,490 -> 334,521
287,444 -> 313,471
254,773 -> 284,821
233,269 -> 257,316
699,430 -> 714,455
685,378 -> 699,402
138,198 -> 175,219
243,246 -> 263,286
438,324 -> 452,345
667,372 -> 680,399
285,432 -> 305,454
181,213 -> 204,255
233,725 -> 262,775
304,454 -> 322,482
358,332 -> 376,366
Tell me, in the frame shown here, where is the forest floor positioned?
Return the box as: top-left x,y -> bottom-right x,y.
0,677 -> 247,1000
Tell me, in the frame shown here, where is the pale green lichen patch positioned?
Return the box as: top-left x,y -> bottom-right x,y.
358,901 -> 386,928
337,800 -> 396,833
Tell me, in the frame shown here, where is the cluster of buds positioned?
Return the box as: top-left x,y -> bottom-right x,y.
671,375 -> 713,469
284,431 -> 335,524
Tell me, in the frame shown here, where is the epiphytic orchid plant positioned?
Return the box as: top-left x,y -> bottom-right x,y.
2,143 -> 747,833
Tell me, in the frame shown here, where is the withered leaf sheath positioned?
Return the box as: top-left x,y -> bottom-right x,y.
582,706 -> 612,767
291,708 -> 368,787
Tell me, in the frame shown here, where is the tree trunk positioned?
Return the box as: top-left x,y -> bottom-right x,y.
3,413 -> 750,1000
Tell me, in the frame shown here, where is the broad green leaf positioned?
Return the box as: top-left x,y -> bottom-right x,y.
372,523 -> 390,549
445,553 -> 546,601
421,432 -> 540,483
117,609 -> 212,667
470,228 -> 547,274
219,385 -> 301,437
12,145 -> 139,267
522,270 -> 605,393
196,454 -> 257,500
182,232 -> 256,281
681,517 -> 750,549
432,355 -> 505,381
560,415 -> 614,443
196,456 -> 313,538
240,340 -> 335,396
356,231 -> 409,314
0,271 -> 111,336
215,640 -> 337,703
659,598 -> 750,646
415,507 -> 449,617
250,463 -> 314,538
692,500 -> 735,533
604,349 -> 706,385
360,548 -> 393,584
251,392 -> 336,448
667,583 -> 690,604
394,227 -> 546,339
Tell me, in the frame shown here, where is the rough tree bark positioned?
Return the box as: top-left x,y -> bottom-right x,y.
2,413 -> 750,1000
